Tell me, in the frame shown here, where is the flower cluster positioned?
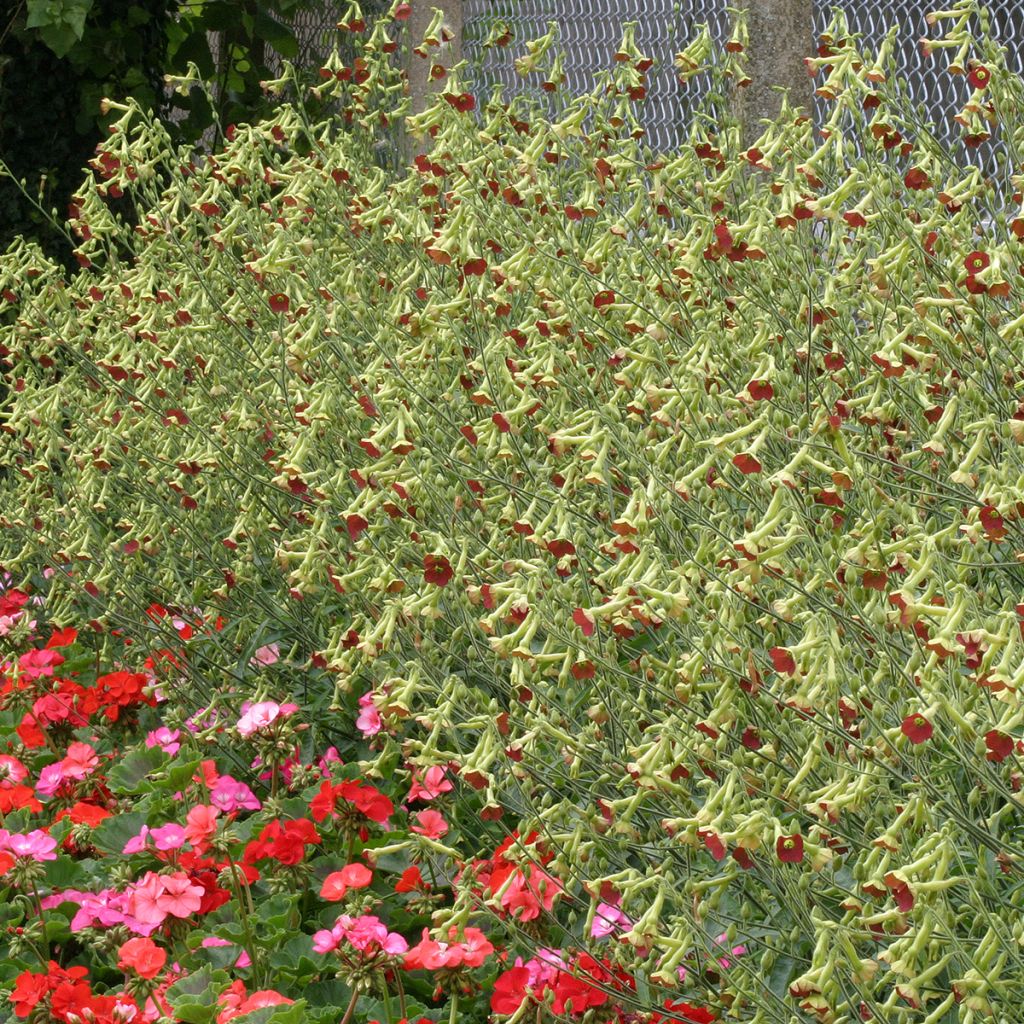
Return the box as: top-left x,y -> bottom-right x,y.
3,1 -> 1023,1021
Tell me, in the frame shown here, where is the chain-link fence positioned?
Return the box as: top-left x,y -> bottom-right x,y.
462,2 -> 1024,153
273,1 -> 1024,154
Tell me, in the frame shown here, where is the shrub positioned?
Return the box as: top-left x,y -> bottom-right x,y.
3,0 -> 1024,1019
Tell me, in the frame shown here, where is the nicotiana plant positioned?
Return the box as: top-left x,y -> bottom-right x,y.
3,1 -> 1024,1020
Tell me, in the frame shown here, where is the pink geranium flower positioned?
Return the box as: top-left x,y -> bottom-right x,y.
356,692 -> 382,737
184,805 -> 219,849
35,762 -> 65,796
0,755 -> 28,787
313,914 -> 407,957
61,741 -> 99,779
127,872 -> 168,925
250,643 -> 280,667
591,901 -> 633,939
158,873 -> 204,918
123,827 -> 152,854
407,765 -> 453,802
150,824 -> 187,851
410,809 -> 449,840
210,776 -> 261,813
145,727 -> 181,755
2,829 -> 57,861
236,700 -> 298,737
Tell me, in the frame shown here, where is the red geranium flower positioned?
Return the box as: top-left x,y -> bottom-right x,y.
118,937 -> 167,979
395,865 -> 426,892
491,966 -> 532,1014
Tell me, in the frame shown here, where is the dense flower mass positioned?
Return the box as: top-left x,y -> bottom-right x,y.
2,0 -> 1024,1021
0,596 -> 518,1022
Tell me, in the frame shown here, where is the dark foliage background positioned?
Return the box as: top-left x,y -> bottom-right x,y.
0,0 -> 342,263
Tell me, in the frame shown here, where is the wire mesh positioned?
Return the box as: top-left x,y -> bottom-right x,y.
267,1 -> 1024,155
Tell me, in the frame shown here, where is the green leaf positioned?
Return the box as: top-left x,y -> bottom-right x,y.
42,854 -> 86,889
124,4 -> 152,26
44,914 -> 72,944
169,30 -> 215,79
256,892 -> 298,931
26,0 -> 94,58
91,811 -> 148,855
234,1001 -> 308,1024
167,965 -> 230,1024
167,756 -> 202,791
268,934 -> 318,976
767,953 -> 797,998
199,1 -> 240,32
298,981 -> 345,1009
359,997 -> 433,1022
253,11 -> 298,58
107,746 -> 167,792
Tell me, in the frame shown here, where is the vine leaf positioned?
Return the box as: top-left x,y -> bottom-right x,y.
25,0 -> 94,58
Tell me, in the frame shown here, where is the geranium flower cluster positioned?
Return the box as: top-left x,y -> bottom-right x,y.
1,597 -> 709,1024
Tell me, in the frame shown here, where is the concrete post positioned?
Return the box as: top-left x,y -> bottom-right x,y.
404,0 -> 464,156
731,0 -> 815,146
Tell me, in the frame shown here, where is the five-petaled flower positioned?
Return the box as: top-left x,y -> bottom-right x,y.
776,833 -> 804,863
968,63 -> 991,89
901,713 -> 933,744
963,250 -> 990,275
118,936 -> 166,979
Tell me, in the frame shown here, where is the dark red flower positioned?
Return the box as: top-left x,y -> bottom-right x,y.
963,250 -> 990,275
658,1001 -> 716,1024
423,554 -> 453,586
904,167 -> 931,190
776,833 -> 804,863
901,713 -> 933,744
573,608 -> 595,636
985,729 -> 1013,762
968,64 -> 991,89
268,292 -> 290,313
769,647 -> 796,675
980,505 -> 1007,541
700,829 -> 727,861
732,452 -> 762,474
